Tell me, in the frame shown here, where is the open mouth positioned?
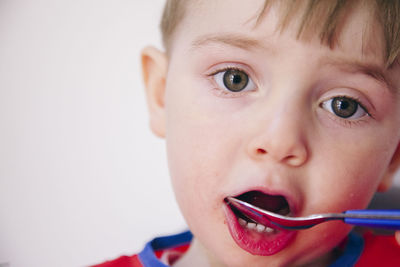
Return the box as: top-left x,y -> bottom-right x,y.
223,190 -> 296,255
227,190 -> 291,232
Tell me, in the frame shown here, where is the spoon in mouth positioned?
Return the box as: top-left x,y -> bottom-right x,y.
226,196 -> 400,230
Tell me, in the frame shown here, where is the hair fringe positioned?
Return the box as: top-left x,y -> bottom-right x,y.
161,0 -> 400,67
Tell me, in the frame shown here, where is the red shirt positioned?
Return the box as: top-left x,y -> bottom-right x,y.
92,231 -> 400,267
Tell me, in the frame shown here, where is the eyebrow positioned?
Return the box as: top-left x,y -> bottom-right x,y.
191,33 -> 275,53
324,59 -> 396,94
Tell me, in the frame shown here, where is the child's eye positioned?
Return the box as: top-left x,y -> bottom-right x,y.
321,96 -> 368,119
213,68 -> 256,93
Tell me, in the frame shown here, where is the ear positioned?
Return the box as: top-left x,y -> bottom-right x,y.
377,142 -> 400,192
141,46 -> 168,138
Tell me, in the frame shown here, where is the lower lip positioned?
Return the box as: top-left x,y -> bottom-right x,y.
223,203 -> 296,256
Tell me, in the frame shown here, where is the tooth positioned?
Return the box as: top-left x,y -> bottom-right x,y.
238,218 -> 247,226
265,227 -> 275,233
247,223 -> 256,230
256,224 -> 266,232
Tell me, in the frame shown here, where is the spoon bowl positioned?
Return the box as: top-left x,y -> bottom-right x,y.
226,196 -> 400,230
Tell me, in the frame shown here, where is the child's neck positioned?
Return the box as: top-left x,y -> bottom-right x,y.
172,238 -> 219,267
295,250 -> 339,267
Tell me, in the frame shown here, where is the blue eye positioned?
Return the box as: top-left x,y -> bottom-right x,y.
321,96 -> 368,119
214,68 -> 256,92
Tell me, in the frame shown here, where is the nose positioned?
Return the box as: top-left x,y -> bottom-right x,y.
247,105 -> 309,167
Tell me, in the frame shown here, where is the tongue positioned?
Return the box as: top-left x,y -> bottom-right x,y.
237,191 -> 288,213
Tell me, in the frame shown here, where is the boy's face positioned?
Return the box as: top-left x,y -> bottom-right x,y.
144,0 -> 400,266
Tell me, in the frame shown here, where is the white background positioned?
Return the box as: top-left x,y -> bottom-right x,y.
0,1 -> 399,267
0,1 -> 186,266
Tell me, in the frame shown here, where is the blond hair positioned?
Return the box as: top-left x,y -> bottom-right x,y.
160,0 -> 400,67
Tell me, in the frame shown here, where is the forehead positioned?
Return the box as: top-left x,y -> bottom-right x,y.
171,0 -> 386,67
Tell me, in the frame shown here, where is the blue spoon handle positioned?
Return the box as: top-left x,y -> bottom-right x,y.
344,210 -> 400,229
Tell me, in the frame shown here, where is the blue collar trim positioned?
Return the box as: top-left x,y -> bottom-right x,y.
329,232 -> 364,267
138,230 -> 363,267
138,231 -> 192,267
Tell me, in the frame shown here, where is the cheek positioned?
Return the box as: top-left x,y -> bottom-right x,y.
163,78 -> 251,245
306,134 -> 395,212
166,125 -> 235,202
164,104 -> 229,219
164,73 -> 241,200
166,128 -> 234,249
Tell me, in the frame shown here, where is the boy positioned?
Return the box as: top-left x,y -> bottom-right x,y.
96,0 -> 400,266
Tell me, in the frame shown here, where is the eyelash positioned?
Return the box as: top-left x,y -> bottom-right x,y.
207,66 -> 257,97
320,95 -> 373,127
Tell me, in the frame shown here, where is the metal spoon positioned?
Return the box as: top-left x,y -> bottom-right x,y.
227,196 -> 400,230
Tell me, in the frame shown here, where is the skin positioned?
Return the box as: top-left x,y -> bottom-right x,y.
142,0 -> 400,266
397,231 -> 400,245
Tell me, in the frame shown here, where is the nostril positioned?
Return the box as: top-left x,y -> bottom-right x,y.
257,148 -> 267,154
